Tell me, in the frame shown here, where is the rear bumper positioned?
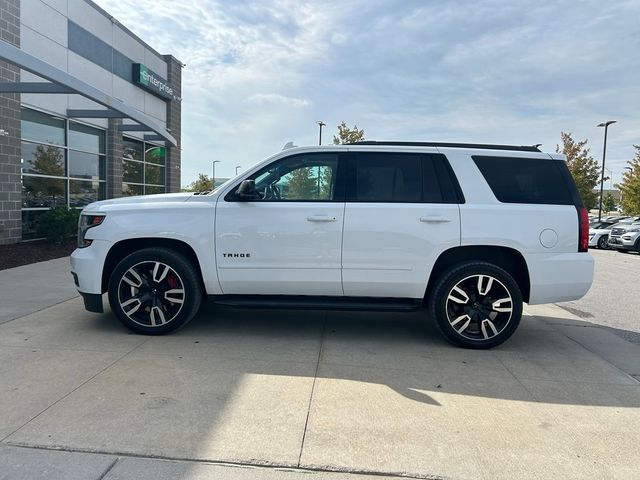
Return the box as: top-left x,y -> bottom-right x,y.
525,252 -> 594,305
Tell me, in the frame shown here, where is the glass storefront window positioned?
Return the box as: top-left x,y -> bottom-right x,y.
69,180 -> 104,207
145,146 -> 166,165
122,183 -> 143,196
123,138 -> 143,161
22,175 -> 66,208
145,163 -> 164,186
69,122 -> 105,154
123,160 -> 143,183
21,141 -> 65,176
68,150 -> 105,180
21,108 -> 66,146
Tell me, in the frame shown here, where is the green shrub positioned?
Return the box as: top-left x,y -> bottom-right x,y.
36,206 -> 80,244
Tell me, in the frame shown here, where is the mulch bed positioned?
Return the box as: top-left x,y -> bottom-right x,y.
0,239 -> 76,271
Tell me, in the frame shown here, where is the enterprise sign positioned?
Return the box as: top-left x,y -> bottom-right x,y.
132,63 -> 173,100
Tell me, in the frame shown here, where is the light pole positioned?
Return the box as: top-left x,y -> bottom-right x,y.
235,165 -> 242,176
597,120 -> 616,221
212,160 -> 220,189
317,121 -> 325,146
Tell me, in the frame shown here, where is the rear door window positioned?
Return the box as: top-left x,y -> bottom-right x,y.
346,152 -> 462,203
472,156 -> 575,205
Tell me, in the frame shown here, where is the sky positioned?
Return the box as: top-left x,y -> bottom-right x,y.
93,0 -> 640,187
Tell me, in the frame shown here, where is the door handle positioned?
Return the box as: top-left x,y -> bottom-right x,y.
420,215 -> 451,223
307,215 -> 337,222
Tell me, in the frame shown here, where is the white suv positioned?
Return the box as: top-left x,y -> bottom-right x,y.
70,142 -> 594,348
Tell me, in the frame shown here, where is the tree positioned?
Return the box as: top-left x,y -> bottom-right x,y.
618,146 -> 640,215
24,145 -> 65,207
556,132 -> 601,210
602,192 -> 615,213
286,167 -> 317,199
333,121 -> 365,145
184,173 -> 213,192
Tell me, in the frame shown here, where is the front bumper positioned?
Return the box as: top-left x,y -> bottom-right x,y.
70,240 -> 112,314
608,236 -> 635,250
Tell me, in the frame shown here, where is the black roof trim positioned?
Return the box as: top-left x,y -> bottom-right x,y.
348,141 -> 541,152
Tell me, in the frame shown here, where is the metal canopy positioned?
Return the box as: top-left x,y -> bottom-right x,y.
67,109 -> 127,118
0,41 -> 176,146
119,124 -> 152,132
0,82 -> 75,93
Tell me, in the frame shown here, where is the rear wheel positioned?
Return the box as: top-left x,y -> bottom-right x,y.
108,248 -> 202,334
429,262 -> 523,349
597,235 -> 609,249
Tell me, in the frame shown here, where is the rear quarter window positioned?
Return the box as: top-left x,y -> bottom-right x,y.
472,156 -> 575,205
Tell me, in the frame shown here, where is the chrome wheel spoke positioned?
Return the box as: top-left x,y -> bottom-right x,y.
492,298 -> 513,313
480,318 -> 499,339
477,275 -> 494,296
122,268 -> 143,288
447,286 -> 469,304
120,297 -> 142,315
451,314 -> 472,333
164,288 -> 185,304
150,306 -> 167,326
152,262 -> 170,283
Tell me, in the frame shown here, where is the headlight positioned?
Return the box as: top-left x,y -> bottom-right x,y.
78,214 -> 105,248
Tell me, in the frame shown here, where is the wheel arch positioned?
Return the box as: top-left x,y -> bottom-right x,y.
102,238 -> 205,293
425,245 -> 531,303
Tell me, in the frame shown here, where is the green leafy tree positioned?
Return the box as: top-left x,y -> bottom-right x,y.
618,146 -> 640,215
602,192 -> 615,213
23,145 -> 65,207
556,132 -> 601,210
184,173 -> 213,192
333,121 -> 365,145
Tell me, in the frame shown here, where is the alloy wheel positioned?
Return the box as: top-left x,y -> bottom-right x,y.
117,261 -> 185,327
445,274 -> 513,341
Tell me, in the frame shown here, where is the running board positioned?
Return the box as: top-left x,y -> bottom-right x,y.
209,295 -> 423,312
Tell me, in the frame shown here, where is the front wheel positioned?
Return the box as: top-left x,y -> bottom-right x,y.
429,262 -> 523,349
597,235 -> 609,249
108,248 -> 203,334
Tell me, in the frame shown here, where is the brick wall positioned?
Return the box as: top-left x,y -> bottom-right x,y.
0,0 -> 21,244
106,118 -> 123,198
163,55 -> 182,193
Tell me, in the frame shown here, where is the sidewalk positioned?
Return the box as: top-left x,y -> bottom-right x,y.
1,258 -> 639,480
0,257 -> 78,325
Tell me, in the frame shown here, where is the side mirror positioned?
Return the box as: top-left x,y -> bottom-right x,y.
236,179 -> 259,201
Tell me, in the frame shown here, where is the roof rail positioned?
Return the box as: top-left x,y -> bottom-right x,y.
347,141 -> 542,152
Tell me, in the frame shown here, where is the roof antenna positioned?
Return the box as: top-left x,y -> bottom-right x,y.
282,141 -> 297,150
533,143 -> 542,149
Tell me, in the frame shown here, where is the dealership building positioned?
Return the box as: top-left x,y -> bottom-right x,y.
0,0 -> 182,244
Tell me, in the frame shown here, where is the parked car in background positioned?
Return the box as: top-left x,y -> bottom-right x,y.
608,222 -> 640,253
589,221 -> 617,249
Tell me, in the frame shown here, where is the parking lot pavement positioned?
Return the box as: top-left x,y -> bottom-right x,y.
1,284 -> 639,480
558,249 -> 640,344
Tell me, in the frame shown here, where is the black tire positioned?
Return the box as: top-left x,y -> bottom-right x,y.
108,248 -> 202,335
428,262 -> 523,349
597,235 -> 609,249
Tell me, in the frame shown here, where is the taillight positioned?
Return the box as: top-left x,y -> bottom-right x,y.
577,207 -> 589,252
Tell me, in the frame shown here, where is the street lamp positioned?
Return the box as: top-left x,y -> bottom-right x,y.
597,120 -> 616,221
317,121 -> 326,146
235,165 -> 242,176
212,160 -> 220,189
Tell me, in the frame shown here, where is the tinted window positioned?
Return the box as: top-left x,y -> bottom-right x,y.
352,153 -> 422,202
69,122 -> 105,154
473,156 -> 574,205
21,108 -> 65,145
